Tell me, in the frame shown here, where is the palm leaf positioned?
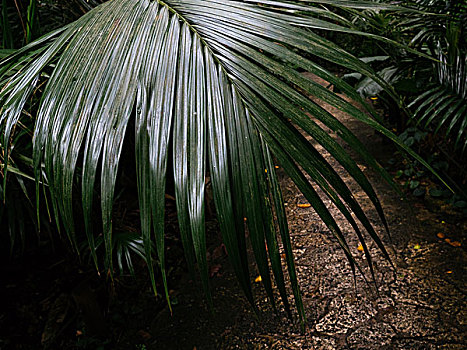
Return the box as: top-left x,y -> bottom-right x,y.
407,5 -> 467,153
1,0 -> 435,322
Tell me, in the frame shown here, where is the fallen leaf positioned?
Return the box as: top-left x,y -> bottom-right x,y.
297,203 -> 311,208
76,330 -> 83,336
275,165 -> 279,169
448,240 -> 461,247
446,270 -> 452,274
255,276 -> 262,283
414,244 -> 421,250
437,232 -> 445,239
164,193 -> 176,201
445,238 -> 452,244
357,244 -> 364,252
281,253 -> 286,259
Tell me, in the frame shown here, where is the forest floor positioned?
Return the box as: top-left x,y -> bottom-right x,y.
1,75 -> 465,350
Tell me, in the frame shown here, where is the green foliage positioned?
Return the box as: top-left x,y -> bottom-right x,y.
0,0 -> 437,320
0,0 -> 40,48
405,0 -> 467,152
342,0 -> 467,153
391,125 -> 467,211
0,64 -> 45,255
1,0 -> 14,49
393,127 -> 429,197
1,0 -> 105,50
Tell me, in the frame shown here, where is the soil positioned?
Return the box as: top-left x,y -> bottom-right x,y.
1,75 -> 466,349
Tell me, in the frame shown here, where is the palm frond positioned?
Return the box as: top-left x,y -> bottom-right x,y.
409,50 -> 467,152
405,0 -> 467,153
1,0 -> 432,321
0,105 -> 44,256
81,230 -> 148,275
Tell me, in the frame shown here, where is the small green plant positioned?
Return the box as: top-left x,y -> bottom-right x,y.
390,127 -> 466,212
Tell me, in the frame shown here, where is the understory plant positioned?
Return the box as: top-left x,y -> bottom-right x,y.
0,0 -> 440,324
344,0 -> 466,153
407,0 -> 466,153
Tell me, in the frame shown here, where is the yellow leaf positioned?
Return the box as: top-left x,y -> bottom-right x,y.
264,169 -> 268,173
357,244 -> 364,252
414,244 -> 421,250
255,275 -> 262,283
370,96 -> 378,100
446,270 -> 452,274
275,165 -> 279,169
297,203 -> 311,208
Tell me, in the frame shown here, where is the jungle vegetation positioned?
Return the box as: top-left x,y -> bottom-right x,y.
0,0 -> 465,339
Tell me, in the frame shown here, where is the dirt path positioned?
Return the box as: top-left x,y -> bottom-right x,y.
145,75 -> 466,350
